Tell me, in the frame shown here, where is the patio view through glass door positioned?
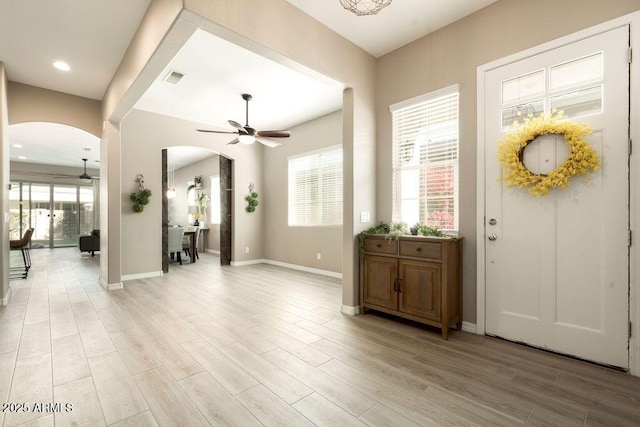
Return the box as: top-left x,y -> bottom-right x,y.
9,182 -> 94,249
52,185 -> 80,247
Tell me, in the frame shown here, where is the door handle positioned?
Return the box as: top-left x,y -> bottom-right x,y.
488,233 -> 497,241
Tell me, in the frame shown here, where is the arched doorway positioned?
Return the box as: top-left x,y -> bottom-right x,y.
8,122 -> 100,248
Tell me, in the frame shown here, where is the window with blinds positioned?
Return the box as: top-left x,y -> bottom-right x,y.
391,85 -> 459,232
288,146 -> 343,226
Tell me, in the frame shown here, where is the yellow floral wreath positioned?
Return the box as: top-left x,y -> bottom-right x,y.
497,110 -> 601,196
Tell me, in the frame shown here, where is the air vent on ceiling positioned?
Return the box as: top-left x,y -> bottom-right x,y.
163,70 -> 184,84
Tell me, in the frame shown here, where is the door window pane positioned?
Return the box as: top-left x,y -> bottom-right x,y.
550,53 -> 603,92
53,185 -> 78,247
30,184 -> 50,247
9,183 -> 23,240
79,187 -> 94,235
502,70 -> 545,104
501,99 -> 544,131
550,85 -> 603,119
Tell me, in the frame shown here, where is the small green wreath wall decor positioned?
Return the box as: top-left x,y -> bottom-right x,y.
497,110 -> 601,196
130,174 -> 152,213
245,182 -> 259,213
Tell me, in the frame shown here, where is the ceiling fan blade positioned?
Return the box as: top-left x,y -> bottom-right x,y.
228,120 -> 248,134
227,138 -> 240,145
257,130 -> 291,138
256,137 -> 282,148
197,129 -> 239,135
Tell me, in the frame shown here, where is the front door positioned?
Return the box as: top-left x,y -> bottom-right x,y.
483,26 -> 630,368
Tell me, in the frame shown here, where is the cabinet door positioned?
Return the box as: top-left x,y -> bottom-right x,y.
363,255 -> 398,310
398,259 -> 441,320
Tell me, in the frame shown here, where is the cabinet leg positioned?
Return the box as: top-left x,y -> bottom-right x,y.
442,325 -> 449,340
456,321 -> 462,331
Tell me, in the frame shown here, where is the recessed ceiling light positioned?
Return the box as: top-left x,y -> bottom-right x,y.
12,144 -> 22,148
84,147 -> 91,151
53,61 -> 71,71
18,156 -> 27,160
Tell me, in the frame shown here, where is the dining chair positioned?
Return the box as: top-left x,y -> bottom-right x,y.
168,226 -> 185,265
183,226 -> 200,260
10,228 -> 34,279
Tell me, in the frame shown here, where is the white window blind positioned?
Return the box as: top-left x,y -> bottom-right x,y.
288,146 -> 343,226
391,86 -> 459,232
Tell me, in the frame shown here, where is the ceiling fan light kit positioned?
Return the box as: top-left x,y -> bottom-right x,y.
238,134 -> 256,145
339,0 -> 392,16
197,93 -> 291,147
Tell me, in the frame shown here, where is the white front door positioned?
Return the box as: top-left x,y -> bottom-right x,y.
483,26 -> 630,368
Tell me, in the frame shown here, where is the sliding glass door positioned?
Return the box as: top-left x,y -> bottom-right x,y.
9,182 -> 94,249
30,184 -> 51,247
52,185 -> 79,247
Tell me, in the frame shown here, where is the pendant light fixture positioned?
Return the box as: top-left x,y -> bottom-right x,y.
339,0 -> 392,16
167,162 -> 176,199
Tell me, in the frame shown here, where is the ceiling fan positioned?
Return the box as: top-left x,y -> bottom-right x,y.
196,94 -> 291,147
77,158 -> 97,182
50,158 -> 99,182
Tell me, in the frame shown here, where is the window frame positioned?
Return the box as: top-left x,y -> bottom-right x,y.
288,145 -> 343,228
390,84 -> 460,233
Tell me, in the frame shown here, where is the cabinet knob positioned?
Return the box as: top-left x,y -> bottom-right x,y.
376,244 -> 382,248
416,247 -> 422,252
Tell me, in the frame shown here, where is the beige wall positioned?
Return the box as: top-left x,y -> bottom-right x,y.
169,153 -> 220,252
121,109 -> 264,276
375,0 -> 640,322
0,64 -> 9,304
8,82 -> 102,136
263,111 -> 343,274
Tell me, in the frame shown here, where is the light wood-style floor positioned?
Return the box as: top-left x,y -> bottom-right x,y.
1,248 -> 640,426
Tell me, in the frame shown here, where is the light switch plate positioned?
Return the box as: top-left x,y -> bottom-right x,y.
360,211 -> 370,223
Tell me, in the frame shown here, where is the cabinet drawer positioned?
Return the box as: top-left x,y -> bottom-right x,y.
399,240 -> 441,259
364,238 -> 397,255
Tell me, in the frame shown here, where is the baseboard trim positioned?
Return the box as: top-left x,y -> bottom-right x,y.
230,259 -> 342,279
230,259 -> 266,267
2,287 -> 12,306
122,271 -> 163,281
263,259 -> 342,279
206,249 -> 220,255
462,321 -> 477,334
99,276 -> 123,291
341,305 -> 360,315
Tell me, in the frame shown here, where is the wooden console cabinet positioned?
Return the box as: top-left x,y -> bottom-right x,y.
359,235 -> 463,339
